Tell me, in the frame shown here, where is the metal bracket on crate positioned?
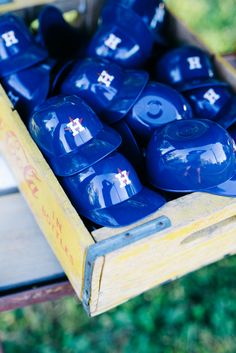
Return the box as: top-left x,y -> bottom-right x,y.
82,215 -> 171,315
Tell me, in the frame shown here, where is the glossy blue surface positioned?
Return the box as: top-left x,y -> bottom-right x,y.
155,46 -> 215,91
184,81 -> 236,129
113,120 -> 143,170
146,119 -> 236,193
102,0 -> 166,44
88,5 -> 153,68
37,5 -> 86,60
29,95 -> 122,176
62,152 -> 166,227
0,14 -> 47,77
126,81 -> 193,142
60,57 -> 149,124
1,60 -> 54,121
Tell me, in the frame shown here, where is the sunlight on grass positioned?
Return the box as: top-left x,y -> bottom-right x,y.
166,0 -> 236,53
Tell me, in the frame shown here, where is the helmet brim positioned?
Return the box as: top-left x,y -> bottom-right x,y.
202,172 -> 236,197
105,69 -> 149,123
48,125 -> 122,176
80,186 -> 166,227
0,45 -> 48,78
179,79 -> 228,93
216,95 -> 236,129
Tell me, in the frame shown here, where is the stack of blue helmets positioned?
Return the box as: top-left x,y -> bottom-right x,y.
11,0 -> 236,228
88,0 -> 167,68
57,57 -> 194,167
146,46 -> 236,197
155,45 -> 236,129
29,95 -> 166,227
0,14 -> 51,120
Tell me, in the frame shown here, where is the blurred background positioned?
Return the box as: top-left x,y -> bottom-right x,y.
1,0 -> 236,352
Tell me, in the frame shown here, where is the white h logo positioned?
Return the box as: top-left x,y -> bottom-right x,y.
1,31 -> 19,47
203,88 -> 220,105
115,169 -> 131,188
104,33 -> 122,50
150,5 -> 165,29
187,56 -> 202,70
97,70 -> 114,88
66,117 -> 85,137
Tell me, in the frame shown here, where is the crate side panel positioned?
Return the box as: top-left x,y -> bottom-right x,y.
0,86 -> 94,298
90,216 -> 236,316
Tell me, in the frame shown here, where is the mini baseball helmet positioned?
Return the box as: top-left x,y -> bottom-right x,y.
183,80 -> 236,129
146,119 -> 236,196
29,95 -> 122,176
60,57 -> 149,124
62,151 -> 166,227
37,5 -> 87,60
0,14 -> 47,78
155,46 -> 215,91
1,59 -> 54,121
88,5 -> 154,68
125,81 -> 193,142
101,0 -> 166,44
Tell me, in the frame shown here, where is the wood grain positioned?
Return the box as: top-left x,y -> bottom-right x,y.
90,218 -> 236,316
0,281 -> 75,312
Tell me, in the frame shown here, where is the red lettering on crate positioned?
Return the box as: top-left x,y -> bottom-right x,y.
6,130 -> 28,170
41,205 -> 75,266
24,165 -> 41,198
5,130 -> 42,197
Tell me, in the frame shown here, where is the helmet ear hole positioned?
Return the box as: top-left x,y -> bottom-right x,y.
125,81 -> 193,143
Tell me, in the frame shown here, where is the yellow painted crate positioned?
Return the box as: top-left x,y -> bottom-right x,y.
1,0 -> 236,316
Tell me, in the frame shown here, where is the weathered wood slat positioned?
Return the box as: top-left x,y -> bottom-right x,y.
90,217 -> 236,316
0,281 -> 75,312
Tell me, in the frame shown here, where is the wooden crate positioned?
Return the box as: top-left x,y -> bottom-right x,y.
1,0 -> 236,317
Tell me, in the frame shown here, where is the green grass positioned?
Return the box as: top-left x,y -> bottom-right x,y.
1,1 -> 236,352
166,0 -> 236,54
1,256 -> 236,353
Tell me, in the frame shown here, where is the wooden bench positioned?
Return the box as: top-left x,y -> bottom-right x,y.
0,155 -> 75,312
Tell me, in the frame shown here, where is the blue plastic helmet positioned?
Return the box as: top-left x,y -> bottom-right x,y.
62,151 -> 166,227
146,119 -> 236,196
29,95 -> 122,176
0,14 -> 47,78
125,81 -> 193,142
155,46 -> 215,91
37,5 -> 87,60
60,57 -> 149,124
183,80 -> 236,129
1,59 -> 55,121
88,5 -> 154,68
101,0 -> 166,44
